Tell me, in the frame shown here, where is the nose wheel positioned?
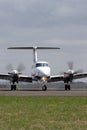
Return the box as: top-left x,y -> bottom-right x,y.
42,85 -> 47,91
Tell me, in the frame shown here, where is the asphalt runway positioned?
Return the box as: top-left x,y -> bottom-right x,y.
0,88 -> 87,96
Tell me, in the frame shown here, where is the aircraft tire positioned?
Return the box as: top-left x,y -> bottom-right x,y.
11,85 -> 14,91
14,85 -> 16,90
65,85 -> 67,90
42,85 -> 47,91
68,85 -> 70,90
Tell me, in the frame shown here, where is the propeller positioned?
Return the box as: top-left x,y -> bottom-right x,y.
17,64 -> 25,72
6,64 -> 13,72
6,63 -> 25,72
67,61 -> 83,74
67,61 -> 73,70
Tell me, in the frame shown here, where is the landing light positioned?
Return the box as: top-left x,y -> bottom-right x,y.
41,76 -> 47,81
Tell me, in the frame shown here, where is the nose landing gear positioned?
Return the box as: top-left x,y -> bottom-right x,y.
42,85 -> 47,91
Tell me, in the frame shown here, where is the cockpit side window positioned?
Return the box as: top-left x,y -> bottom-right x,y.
43,63 -> 48,67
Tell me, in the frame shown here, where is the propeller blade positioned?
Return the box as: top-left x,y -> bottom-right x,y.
74,69 -> 83,74
67,61 -> 73,70
6,64 -> 13,72
67,61 -> 83,74
17,63 -> 25,72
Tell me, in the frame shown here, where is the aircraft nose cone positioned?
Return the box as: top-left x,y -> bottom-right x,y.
44,71 -> 50,76
40,68 -> 50,77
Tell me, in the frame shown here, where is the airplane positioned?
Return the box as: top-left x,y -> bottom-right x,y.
7,46 -> 60,91
0,46 -> 87,91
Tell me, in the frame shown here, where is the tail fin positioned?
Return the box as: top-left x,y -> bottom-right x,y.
8,46 -> 60,63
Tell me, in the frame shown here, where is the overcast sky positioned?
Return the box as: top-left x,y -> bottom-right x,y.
0,0 -> 87,82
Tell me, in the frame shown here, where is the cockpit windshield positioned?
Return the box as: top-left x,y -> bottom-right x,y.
36,63 -> 48,67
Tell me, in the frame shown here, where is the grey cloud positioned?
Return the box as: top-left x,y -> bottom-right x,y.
0,0 -> 87,28
0,0 -> 87,44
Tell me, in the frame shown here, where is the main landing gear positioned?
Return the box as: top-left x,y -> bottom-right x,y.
65,83 -> 70,91
11,84 -> 17,91
42,85 -> 47,91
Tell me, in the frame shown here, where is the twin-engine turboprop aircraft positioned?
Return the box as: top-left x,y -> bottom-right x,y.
0,46 -> 87,91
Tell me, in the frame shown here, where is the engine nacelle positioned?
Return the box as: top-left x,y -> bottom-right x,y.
64,72 -> 73,83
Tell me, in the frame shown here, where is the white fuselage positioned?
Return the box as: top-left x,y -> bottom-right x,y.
31,61 -> 51,81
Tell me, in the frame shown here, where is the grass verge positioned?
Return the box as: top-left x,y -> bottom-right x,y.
0,97 -> 87,130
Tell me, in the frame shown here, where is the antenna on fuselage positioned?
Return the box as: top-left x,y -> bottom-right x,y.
8,46 -> 60,63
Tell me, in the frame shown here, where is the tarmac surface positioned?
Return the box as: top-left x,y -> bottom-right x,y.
0,88 -> 87,96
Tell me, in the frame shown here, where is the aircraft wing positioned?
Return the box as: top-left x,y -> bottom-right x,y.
48,72 -> 87,82
0,74 -> 63,83
19,75 -> 32,82
0,74 -> 32,82
0,74 -> 10,80
73,72 -> 87,79
48,75 -> 64,82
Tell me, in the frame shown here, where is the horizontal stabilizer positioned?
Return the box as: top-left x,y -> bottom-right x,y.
8,46 -> 60,50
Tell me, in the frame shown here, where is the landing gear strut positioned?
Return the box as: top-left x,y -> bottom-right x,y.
65,84 -> 70,91
42,85 -> 47,91
11,84 -> 17,91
